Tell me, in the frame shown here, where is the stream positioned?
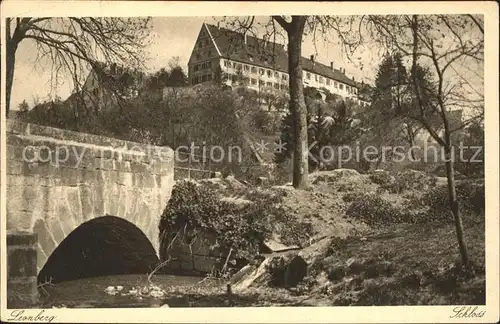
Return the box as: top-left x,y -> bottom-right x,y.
37,274 -> 223,308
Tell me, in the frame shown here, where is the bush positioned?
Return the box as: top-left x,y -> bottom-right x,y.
420,181 -> 485,220
381,170 -> 437,194
159,181 -> 272,261
368,170 -> 394,186
250,109 -> 279,135
159,181 -> 314,266
345,193 -> 411,226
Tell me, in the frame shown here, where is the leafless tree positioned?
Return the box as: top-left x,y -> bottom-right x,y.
4,17 -> 152,117
217,16 -> 361,188
367,14 -> 484,267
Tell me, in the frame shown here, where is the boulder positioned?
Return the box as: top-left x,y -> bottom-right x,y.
298,236 -> 332,265
232,251 -> 307,291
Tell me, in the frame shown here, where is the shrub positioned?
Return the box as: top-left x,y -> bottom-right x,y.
159,181 -> 272,261
342,191 -> 366,203
159,180 -> 314,267
368,170 -> 394,186
420,181 -> 485,220
381,170 -> 436,194
345,193 -> 411,226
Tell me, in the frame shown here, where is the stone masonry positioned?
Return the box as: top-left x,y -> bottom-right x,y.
5,120 -> 175,272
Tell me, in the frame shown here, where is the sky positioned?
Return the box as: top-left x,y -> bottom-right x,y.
10,16 -> 380,110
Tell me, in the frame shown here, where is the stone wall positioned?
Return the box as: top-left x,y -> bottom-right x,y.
6,120 -> 175,271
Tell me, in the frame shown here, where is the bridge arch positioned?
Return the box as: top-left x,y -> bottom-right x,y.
38,216 -> 159,283
6,121 -> 175,274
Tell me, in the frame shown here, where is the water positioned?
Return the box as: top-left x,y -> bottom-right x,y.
38,274 -> 223,308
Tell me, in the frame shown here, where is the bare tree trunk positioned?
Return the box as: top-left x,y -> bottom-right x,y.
407,124 -> 416,160
444,140 -> 470,267
287,17 -> 309,189
5,46 -> 16,118
5,19 -> 19,118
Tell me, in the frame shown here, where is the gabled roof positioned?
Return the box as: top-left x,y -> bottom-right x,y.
205,24 -> 358,88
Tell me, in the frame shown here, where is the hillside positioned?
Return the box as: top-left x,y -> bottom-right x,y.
183,168 -> 485,306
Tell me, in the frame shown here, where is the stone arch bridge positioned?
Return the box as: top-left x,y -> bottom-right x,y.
5,120 -> 175,273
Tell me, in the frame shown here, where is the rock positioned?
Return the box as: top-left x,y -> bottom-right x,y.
262,239 -> 300,254
211,171 -> 222,178
220,196 -> 253,207
298,237 -> 332,265
229,264 -> 256,285
327,263 -> 347,281
232,251 -> 307,291
224,175 -> 246,190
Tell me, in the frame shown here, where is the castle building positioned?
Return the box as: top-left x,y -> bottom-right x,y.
187,23 -> 370,106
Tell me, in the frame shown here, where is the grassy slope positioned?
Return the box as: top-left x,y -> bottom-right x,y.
173,170 -> 485,306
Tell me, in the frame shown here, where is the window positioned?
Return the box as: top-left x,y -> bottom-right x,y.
315,75 -> 318,81
207,74 -> 212,81
202,75 -> 207,82
334,82 -> 338,88
319,76 -> 324,84
251,78 -> 257,85
274,83 -> 280,90
259,80 -> 264,86
266,81 -> 272,87
233,62 -> 237,68
224,60 -> 229,67
208,61 -> 212,68
267,70 -> 272,78
196,54 -> 201,60
231,74 -> 237,82
274,72 -> 279,78
326,79 -> 330,86
251,66 -> 257,73
244,65 -> 250,71
339,84 -> 344,90
259,68 -> 264,75
354,88 -> 358,94
199,41 -> 204,48
236,63 -> 242,70
194,65 -> 199,72
282,74 -> 288,81
306,73 -> 311,80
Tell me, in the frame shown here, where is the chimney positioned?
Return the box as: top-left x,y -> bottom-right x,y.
310,55 -> 315,63
244,32 -> 247,45
330,61 -> 334,70
217,21 -> 220,28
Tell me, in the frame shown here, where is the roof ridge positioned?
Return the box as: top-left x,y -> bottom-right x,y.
204,23 -> 360,87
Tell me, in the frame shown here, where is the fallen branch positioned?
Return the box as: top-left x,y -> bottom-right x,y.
37,277 -> 54,297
